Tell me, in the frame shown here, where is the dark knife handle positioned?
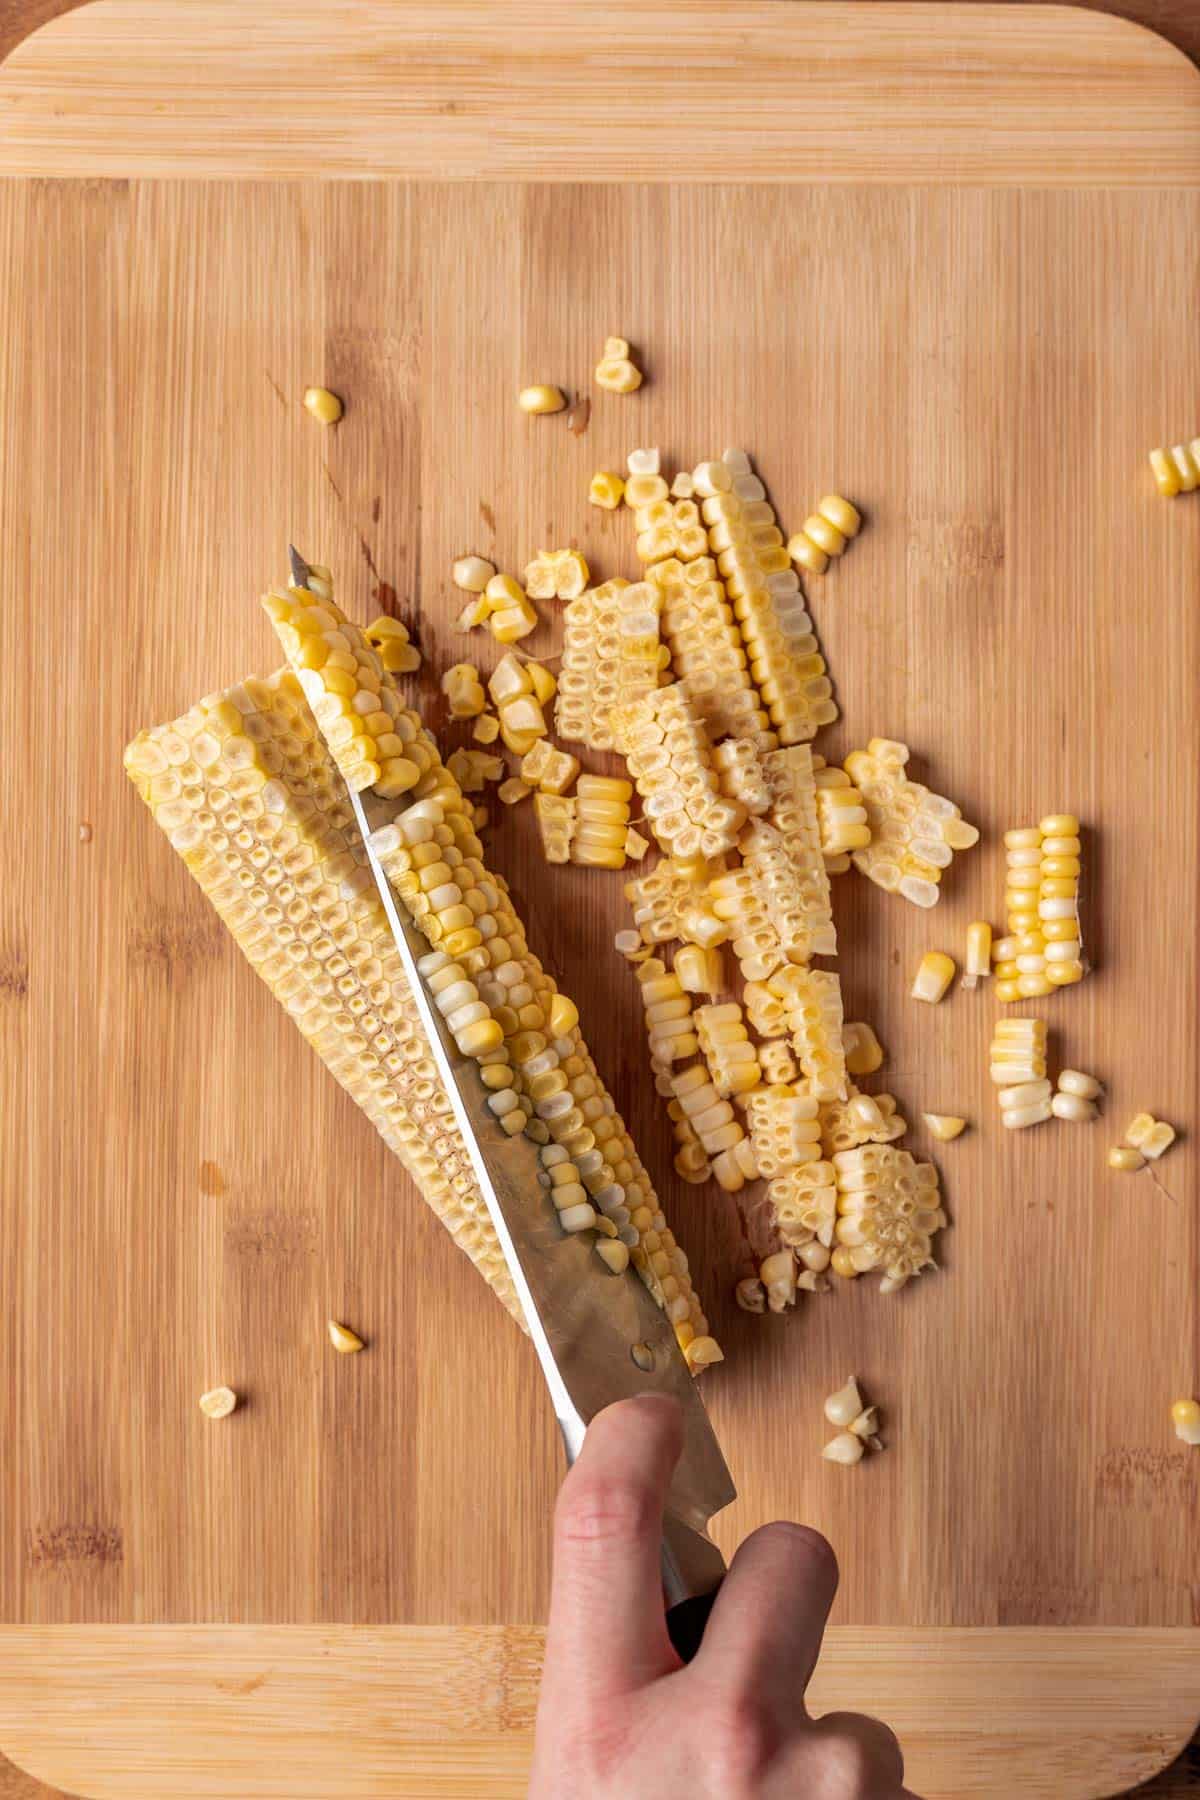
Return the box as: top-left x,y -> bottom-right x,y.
666,1581 -> 721,1662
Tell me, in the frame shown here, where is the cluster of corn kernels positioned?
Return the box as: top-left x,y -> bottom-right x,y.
786,494 -> 862,577
1116,1111 -> 1176,1164
649,556 -> 775,745
534,792 -> 574,863
713,737 -> 771,816
571,775 -> 632,871
613,682 -> 746,860
831,1146 -> 945,1292
811,758 -> 871,867
634,957 -> 699,1082
485,653 -> 552,756
123,672 -> 524,1323
988,1018 -> 1051,1128
993,815 -> 1085,1001
758,1038 -> 798,1085
442,662 -> 487,719
630,488 -> 710,565
819,1087 -> 906,1157
519,736 -> 579,796
699,451 -> 839,744
708,863 -> 788,983
758,744 -> 837,952
623,854 -> 726,947
671,1063 -> 759,1192
1149,440 -> 1200,497
768,1161 -> 838,1263
845,738 -> 979,908
595,335 -> 643,394
694,1001 -> 762,1097
456,571 -> 540,644
737,820 -> 836,970
524,548 -> 590,601
741,1084 -> 822,1179
263,580 -> 427,799
669,1095 -> 713,1185
674,942 -> 723,999
760,966 -> 848,1104
555,578 -> 664,751
364,613 -> 421,674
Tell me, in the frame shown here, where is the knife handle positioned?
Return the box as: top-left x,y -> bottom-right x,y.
665,1581 -> 720,1662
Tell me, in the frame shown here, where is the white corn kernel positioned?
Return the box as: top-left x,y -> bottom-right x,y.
1057,1069 -> 1103,1101
1108,1145 -> 1145,1171
1001,1100 -> 1053,1130
823,1376 -> 863,1429
198,1386 -> 238,1419
452,555 -> 495,592
911,951 -> 955,1004
1170,1398 -> 1200,1445
1051,1092 -> 1096,1123
822,1432 -> 865,1466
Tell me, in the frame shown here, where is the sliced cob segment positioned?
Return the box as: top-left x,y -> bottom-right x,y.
555,578 -> 663,751
648,555 -> 774,746
831,1145 -> 946,1293
844,738 -> 979,908
612,681 -> 746,860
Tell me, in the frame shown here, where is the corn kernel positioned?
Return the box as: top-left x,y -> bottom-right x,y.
198,1386 -> 238,1418
1058,1069 -> 1103,1101
473,712 -> 500,745
452,555 -> 496,592
1050,1092 -> 1097,1123
589,470 -> 626,510
525,661 -> 557,706
787,531 -> 829,576
595,349 -> 643,393
303,386 -> 343,425
497,778 -> 531,806
1108,1145 -> 1145,1171
1124,1113 -> 1176,1159
843,1022 -> 884,1076
923,1113 -> 966,1141
911,951 -> 955,1004
518,385 -> 566,414
327,1319 -> 365,1353
1170,1398 -> 1200,1444
962,921 -> 992,988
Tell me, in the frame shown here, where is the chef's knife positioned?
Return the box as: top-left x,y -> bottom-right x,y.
289,549 -> 735,1658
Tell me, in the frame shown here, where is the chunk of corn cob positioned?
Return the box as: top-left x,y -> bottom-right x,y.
1149,441 -> 1200,497
612,681 -> 747,861
741,1084 -> 822,1179
845,739 -> 979,908
765,966 -> 848,1102
555,579 -> 663,752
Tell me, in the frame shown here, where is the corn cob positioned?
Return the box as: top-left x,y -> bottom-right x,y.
612,682 -> 747,861
844,738 -> 979,908
699,450 -> 838,743
222,567 -> 720,1365
765,966 -> 848,1102
571,775 -> 631,871
993,815 -> 1085,1002
819,1087 -> 907,1158
694,1002 -> 762,1097
831,1145 -> 945,1292
124,672 -> 524,1324
811,758 -> 872,862
646,556 -> 774,746
555,578 -> 663,752
534,792 -> 575,864
742,1084 -> 822,1179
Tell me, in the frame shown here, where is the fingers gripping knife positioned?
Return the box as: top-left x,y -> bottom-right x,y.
287,550 -> 734,1660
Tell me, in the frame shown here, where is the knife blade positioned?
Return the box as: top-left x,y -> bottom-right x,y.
287,550 -> 735,1630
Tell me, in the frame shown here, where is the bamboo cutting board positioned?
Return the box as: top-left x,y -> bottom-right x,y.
1,4 -> 1199,1796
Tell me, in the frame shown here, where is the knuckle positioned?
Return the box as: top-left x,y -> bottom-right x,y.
555,1472 -> 656,1548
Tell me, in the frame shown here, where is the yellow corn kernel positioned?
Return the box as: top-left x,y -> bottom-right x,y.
472,712 -> 500,745
525,661 -> 557,706
198,1386 -> 238,1418
1124,1113 -> 1176,1159
518,384 -> 566,414
624,826 -> 649,861
455,596 -> 491,631
595,344 -> 643,393
817,494 -> 862,538
497,778 -> 531,806
489,604 -> 538,644
674,944 -> 722,998
499,694 -> 547,739
843,1022 -> 884,1076
1108,1145 -> 1145,1171
911,951 -> 955,1004
801,513 -> 845,557
500,724 -> 541,757
303,386 -> 343,425
830,1245 -> 860,1280
525,548 -> 591,602
589,470 -> 626,510
1170,1398 -> 1200,1444
327,1320 -> 365,1354
962,921 -> 992,988
452,554 -> 496,592
787,531 -> 829,576
923,1113 -> 966,1141
1039,813 -> 1080,839
441,662 -> 487,719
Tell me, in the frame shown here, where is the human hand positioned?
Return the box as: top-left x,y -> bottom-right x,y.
530,1394 -> 915,1798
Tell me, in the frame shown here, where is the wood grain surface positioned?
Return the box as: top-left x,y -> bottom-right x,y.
1,4 -> 1199,1799
1,0 -> 1200,184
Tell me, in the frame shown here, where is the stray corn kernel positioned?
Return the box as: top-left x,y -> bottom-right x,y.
735,1276 -> 766,1313
962,921 -> 992,989
911,951 -> 956,1004
1050,1092 -> 1097,1123
328,1319 -> 365,1354
595,1239 -> 630,1275
1124,1113 -> 1176,1160
1108,1145 -> 1145,1172
624,826 -> 649,861
498,778 -> 531,806
823,1376 -> 863,1428
1171,1398 -> 1200,1445
1057,1069 -> 1103,1101
441,662 -> 487,719
788,493 -> 861,574
198,1386 -> 238,1419
1149,442 -> 1200,498
595,336 -> 643,394
924,1113 -> 966,1142
525,661 -> 558,706
589,470 -> 626,510
473,712 -> 500,745
452,554 -> 496,592
822,1431 -> 865,1466
844,1022 -> 884,1076
518,385 -> 566,415
303,386 -> 343,425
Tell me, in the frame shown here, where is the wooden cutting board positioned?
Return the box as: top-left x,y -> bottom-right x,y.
1,3 -> 1199,1796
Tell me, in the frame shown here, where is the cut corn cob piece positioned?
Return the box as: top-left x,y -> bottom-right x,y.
755,743 -> 836,955
1149,441 -> 1200,497
811,758 -> 872,860
819,1087 -> 906,1158
524,548 -> 590,602
364,614 -> 421,675
703,450 -> 839,743
987,1016 -> 1047,1089
832,1145 -> 945,1292
742,1084 -> 822,1179
766,966 -> 848,1103
787,493 -> 862,574
647,556 -> 775,747
694,1001 -> 762,1097
519,736 -> 579,796
612,681 -> 746,861
634,957 -> 699,1074
262,583 -> 425,800
571,774 -> 631,870
534,792 -> 575,864
996,815 -> 1086,1000
845,739 -> 978,907
555,578 -> 662,752
767,1160 -> 838,1258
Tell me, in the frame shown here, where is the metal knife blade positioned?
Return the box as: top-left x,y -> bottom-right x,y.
279,542 -> 734,1607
